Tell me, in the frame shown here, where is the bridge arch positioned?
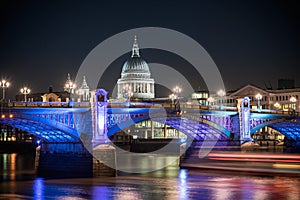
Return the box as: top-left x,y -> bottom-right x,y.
251,120 -> 300,142
107,115 -> 231,140
0,115 -> 81,143
250,119 -> 285,135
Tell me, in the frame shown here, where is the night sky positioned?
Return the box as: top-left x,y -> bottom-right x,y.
0,0 -> 300,99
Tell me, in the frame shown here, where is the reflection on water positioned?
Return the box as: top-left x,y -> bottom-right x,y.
33,178 -> 44,200
0,153 -> 36,182
0,153 -> 299,200
1,153 -> 17,181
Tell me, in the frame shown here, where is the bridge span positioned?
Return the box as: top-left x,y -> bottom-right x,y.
0,96 -> 299,176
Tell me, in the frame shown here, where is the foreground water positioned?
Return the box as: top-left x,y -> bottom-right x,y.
0,153 -> 299,200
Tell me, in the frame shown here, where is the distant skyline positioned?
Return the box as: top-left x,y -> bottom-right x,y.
1,0 -> 300,99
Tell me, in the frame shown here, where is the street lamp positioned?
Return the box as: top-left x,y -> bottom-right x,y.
217,89 -> 226,109
274,102 -> 280,112
65,82 -> 76,101
0,80 -> 10,100
255,93 -> 262,112
65,82 -> 76,93
173,86 -> 182,99
20,87 -> 30,102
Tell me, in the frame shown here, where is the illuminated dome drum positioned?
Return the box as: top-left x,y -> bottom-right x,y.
117,36 -> 155,99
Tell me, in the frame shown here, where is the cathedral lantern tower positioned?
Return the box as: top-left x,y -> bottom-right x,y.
117,36 -> 155,99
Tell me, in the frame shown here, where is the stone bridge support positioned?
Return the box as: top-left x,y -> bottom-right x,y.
93,144 -> 117,177
91,89 -> 117,177
36,142 -> 93,178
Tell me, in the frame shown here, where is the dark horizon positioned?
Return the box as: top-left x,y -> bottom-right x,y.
1,0 -> 300,99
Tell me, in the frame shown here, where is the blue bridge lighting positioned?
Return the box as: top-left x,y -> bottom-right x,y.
0,101 -> 299,146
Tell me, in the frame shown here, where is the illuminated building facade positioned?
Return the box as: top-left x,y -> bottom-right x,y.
228,84 -> 300,112
109,120 -> 187,143
117,36 -> 155,100
191,90 -> 209,105
228,83 -> 300,144
15,74 -> 90,102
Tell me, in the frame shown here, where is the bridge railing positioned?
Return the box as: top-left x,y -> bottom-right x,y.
107,102 -> 238,111
3,101 -> 239,112
2,101 -> 299,116
4,101 -> 91,108
251,108 -> 299,116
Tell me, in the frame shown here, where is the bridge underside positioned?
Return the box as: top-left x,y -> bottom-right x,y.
107,116 -> 230,141
268,122 -> 300,141
159,117 -> 229,141
0,118 -> 80,143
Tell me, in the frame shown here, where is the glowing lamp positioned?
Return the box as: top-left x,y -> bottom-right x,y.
217,89 -> 226,97
274,102 -> 280,110
0,79 -> 10,100
20,87 -> 31,102
290,97 -> 297,103
173,86 -> 182,94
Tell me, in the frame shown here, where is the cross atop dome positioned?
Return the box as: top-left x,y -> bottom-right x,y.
131,35 -> 140,58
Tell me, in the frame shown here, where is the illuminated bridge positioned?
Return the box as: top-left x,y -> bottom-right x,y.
1,102 -> 298,145
0,92 -> 299,176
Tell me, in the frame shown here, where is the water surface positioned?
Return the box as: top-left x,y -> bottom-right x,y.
0,153 -> 299,200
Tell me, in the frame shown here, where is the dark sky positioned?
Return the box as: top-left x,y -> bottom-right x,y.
0,0 -> 300,99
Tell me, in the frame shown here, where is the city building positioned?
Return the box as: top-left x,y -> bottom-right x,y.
188,81 -> 299,145
15,86 -> 70,102
109,120 -> 187,144
191,90 -> 209,105
228,83 -> 299,111
190,80 -> 299,112
191,90 -> 236,107
228,84 -> 270,109
111,36 -> 190,143
227,81 -> 299,144
15,74 -> 90,102
117,36 -> 155,100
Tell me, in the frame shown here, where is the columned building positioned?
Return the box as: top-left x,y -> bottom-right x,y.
228,84 -> 269,109
228,84 -> 300,112
117,36 -> 155,100
227,83 -> 300,144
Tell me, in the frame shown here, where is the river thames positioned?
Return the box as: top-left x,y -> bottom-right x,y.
0,152 -> 299,200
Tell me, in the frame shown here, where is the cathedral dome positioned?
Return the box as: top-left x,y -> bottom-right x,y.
117,36 -> 155,99
121,35 -> 150,75
121,57 -> 150,74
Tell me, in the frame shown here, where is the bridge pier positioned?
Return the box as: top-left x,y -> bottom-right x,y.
35,142 -> 118,177
90,89 -> 117,176
92,144 -> 117,177
36,142 -> 93,178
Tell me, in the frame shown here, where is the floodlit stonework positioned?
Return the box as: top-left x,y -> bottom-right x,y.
117,36 -> 155,99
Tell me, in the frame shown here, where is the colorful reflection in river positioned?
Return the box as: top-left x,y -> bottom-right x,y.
0,153 -> 300,199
